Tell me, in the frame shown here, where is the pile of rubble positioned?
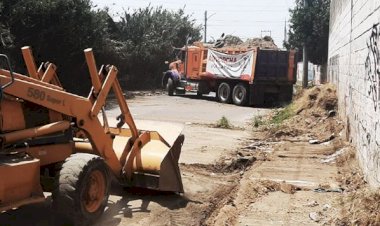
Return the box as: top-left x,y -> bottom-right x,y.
260,84 -> 344,142
224,35 -> 278,50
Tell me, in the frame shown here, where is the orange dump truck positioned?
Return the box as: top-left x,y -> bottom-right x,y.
162,42 -> 297,106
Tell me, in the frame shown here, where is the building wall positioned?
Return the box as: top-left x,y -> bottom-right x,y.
296,62 -> 325,85
328,0 -> 380,187
296,62 -> 315,84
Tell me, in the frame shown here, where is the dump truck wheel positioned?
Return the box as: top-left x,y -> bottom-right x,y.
232,83 -> 248,106
217,82 -> 231,103
53,153 -> 110,226
166,78 -> 174,96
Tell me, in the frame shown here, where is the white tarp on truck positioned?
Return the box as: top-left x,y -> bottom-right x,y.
206,49 -> 254,79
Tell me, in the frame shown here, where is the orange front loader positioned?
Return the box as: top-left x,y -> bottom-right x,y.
0,47 -> 184,225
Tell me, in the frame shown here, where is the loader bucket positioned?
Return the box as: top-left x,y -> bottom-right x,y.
111,120 -> 185,193
129,134 -> 184,193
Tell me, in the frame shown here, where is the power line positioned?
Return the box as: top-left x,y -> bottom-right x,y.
208,24 -> 285,27
127,0 -> 288,8
118,5 -> 288,13
211,19 -> 286,23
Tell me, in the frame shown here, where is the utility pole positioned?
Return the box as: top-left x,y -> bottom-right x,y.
204,11 -> 216,43
204,11 -> 207,43
302,0 -> 309,88
284,19 -> 287,44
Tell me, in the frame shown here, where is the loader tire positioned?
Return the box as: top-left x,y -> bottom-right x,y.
166,78 -> 174,96
53,153 -> 110,226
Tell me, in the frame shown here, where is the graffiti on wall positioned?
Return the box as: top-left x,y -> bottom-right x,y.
364,23 -> 380,111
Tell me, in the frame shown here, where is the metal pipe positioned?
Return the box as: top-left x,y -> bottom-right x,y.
1,121 -> 71,144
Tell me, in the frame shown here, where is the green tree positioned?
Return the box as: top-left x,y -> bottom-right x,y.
285,0 -> 330,65
0,1 -> 14,51
0,0 -> 112,94
115,6 -> 201,89
0,1 -> 201,92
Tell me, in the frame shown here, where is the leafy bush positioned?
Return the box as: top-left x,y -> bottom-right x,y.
215,116 -> 232,129
252,115 -> 265,128
270,105 -> 295,125
115,6 -> 201,89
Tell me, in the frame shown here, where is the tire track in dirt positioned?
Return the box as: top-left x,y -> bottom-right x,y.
132,150 -> 259,226
176,147 -> 268,226
132,162 -> 241,226
200,157 -> 269,226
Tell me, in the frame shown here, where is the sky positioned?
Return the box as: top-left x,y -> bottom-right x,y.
91,0 -> 296,48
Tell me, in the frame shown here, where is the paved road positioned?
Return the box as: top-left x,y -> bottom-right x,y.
108,93 -> 271,164
108,93 -> 269,126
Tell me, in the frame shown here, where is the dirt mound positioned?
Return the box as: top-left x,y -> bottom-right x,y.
335,190 -> 380,226
330,148 -> 380,226
224,36 -> 278,50
242,36 -> 278,49
214,154 -> 256,173
250,180 -> 303,196
181,150 -> 257,174
293,84 -> 338,116
223,35 -> 243,46
259,84 -> 344,141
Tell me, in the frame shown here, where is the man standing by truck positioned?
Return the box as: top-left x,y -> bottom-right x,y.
169,59 -> 182,81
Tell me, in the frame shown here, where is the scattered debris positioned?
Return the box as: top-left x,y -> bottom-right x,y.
280,182 -> 299,194
309,139 -> 321,144
128,90 -> 165,97
242,141 -> 275,153
184,151 -> 258,174
321,147 -> 350,164
309,212 -> 321,222
327,110 -> 336,117
309,134 -> 336,145
246,84 -> 380,225
322,204 -> 331,211
304,201 -> 319,207
313,187 -> 344,193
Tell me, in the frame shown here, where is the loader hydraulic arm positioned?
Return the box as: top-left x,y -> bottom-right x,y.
0,49 -> 141,176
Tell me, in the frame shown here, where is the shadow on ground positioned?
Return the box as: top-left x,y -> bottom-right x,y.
0,188 -> 191,226
175,93 -> 217,103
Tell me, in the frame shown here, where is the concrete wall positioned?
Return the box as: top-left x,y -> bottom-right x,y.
328,0 -> 380,187
296,63 -> 326,86
296,62 -> 315,84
